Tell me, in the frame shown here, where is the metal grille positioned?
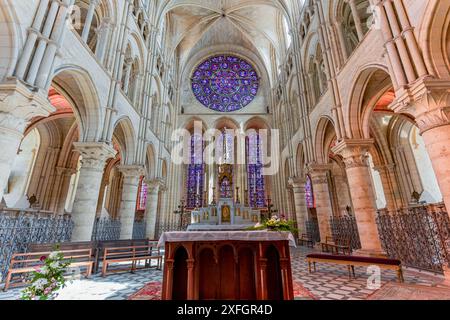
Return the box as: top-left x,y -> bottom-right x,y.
0,210 -> 73,282
330,215 -> 362,250
91,217 -> 121,241
132,220 -> 146,239
376,205 -> 450,274
305,218 -> 320,244
156,221 -> 188,239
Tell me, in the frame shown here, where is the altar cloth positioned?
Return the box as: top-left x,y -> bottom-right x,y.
158,230 -> 297,248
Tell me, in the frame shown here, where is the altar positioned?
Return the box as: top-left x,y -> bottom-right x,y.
159,231 -> 295,300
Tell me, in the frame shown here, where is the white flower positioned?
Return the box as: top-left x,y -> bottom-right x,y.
33,278 -> 48,290
49,251 -> 59,260
39,266 -> 49,275
50,261 -> 60,269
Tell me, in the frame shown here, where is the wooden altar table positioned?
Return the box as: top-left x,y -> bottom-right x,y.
159,231 -> 295,300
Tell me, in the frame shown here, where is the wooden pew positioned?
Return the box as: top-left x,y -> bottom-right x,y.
3,249 -> 93,291
320,236 -> 351,255
306,253 -> 404,282
101,242 -> 162,277
95,239 -> 152,273
298,234 -> 314,248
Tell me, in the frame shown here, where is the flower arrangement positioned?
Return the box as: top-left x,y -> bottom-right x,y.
247,215 -> 297,233
21,248 -> 71,300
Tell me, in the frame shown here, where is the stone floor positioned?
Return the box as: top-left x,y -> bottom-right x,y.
0,246 -> 445,300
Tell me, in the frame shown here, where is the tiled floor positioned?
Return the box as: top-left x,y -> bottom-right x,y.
0,247 -> 445,300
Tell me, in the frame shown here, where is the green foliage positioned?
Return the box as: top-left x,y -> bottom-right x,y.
247,215 -> 298,233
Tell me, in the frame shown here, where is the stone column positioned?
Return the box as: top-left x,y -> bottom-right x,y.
35,0 -> 74,88
334,20 -> 348,60
95,18 -> 112,63
122,58 -> 133,94
383,0 -> 416,83
53,167 -> 76,214
376,1 -> 407,87
333,140 -> 384,256
0,82 -> 54,203
118,165 -> 144,240
347,0 -> 364,41
81,0 -> 99,43
288,177 -> 308,235
145,179 -> 161,239
15,0 -> 51,79
71,142 -> 116,241
26,0 -> 60,85
373,163 -> 402,212
308,164 -> 333,241
402,84 -> 450,216
391,0 -> 427,78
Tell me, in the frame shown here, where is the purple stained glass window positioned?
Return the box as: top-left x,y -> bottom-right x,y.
136,177 -> 147,211
246,133 -> 265,208
192,55 -> 259,112
305,175 -> 315,208
187,134 -> 204,208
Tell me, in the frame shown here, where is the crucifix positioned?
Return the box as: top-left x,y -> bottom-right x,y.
173,199 -> 188,230
266,196 -> 278,218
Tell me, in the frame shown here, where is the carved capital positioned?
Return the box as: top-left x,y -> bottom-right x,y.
117,165 -> 145,178
56,166 -> 77,176
73,142 -> 117,170
306,163 -> 332,184
373,163 -> 395,174
0,79 -> 54,134
145,178 -> 164,195
393,79 -> 450,134
288,176 -> 306,188
332,139 -> 373,169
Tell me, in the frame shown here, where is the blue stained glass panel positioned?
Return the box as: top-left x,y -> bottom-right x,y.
246,133 -> 266,208
187,134 -> 204,208
192,55 -> 259,112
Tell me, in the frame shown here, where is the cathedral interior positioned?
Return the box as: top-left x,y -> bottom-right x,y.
0,0 -> 450,301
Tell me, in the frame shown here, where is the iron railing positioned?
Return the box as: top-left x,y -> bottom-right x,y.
0,210 -> 73,281
330,215 -> 362,250
376,205 -> 450,274
132,220 -> 146,240
91,217 -> 121,241
305,218 -> 321,244
156,222 -> 188,239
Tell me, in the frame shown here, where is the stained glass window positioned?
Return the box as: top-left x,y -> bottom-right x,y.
187,133 -> 204,208
246,132 -> 266,208
136,177 -> 147,211
216,130 -> 234,164
305,175 -> 315,208
192,55 -> 259,112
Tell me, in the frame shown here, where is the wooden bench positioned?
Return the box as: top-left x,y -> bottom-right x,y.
101,242 -> 162,277
298,234 -> 314,248
3,248 -> 94,291
306,253 -> 404,282
320,236 -> 351,255
28,241 -> 97,262
95,239 -> 152,273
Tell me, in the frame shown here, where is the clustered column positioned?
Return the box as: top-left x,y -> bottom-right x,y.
308,164 -> 333,240
118,165 -> 145,240
81,0 -> 100,43
145,179 -> 161,239
411,88 -> 450,219
288,177 -> 308,233
71,142 -> 117,241
333,140 -> 383,256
